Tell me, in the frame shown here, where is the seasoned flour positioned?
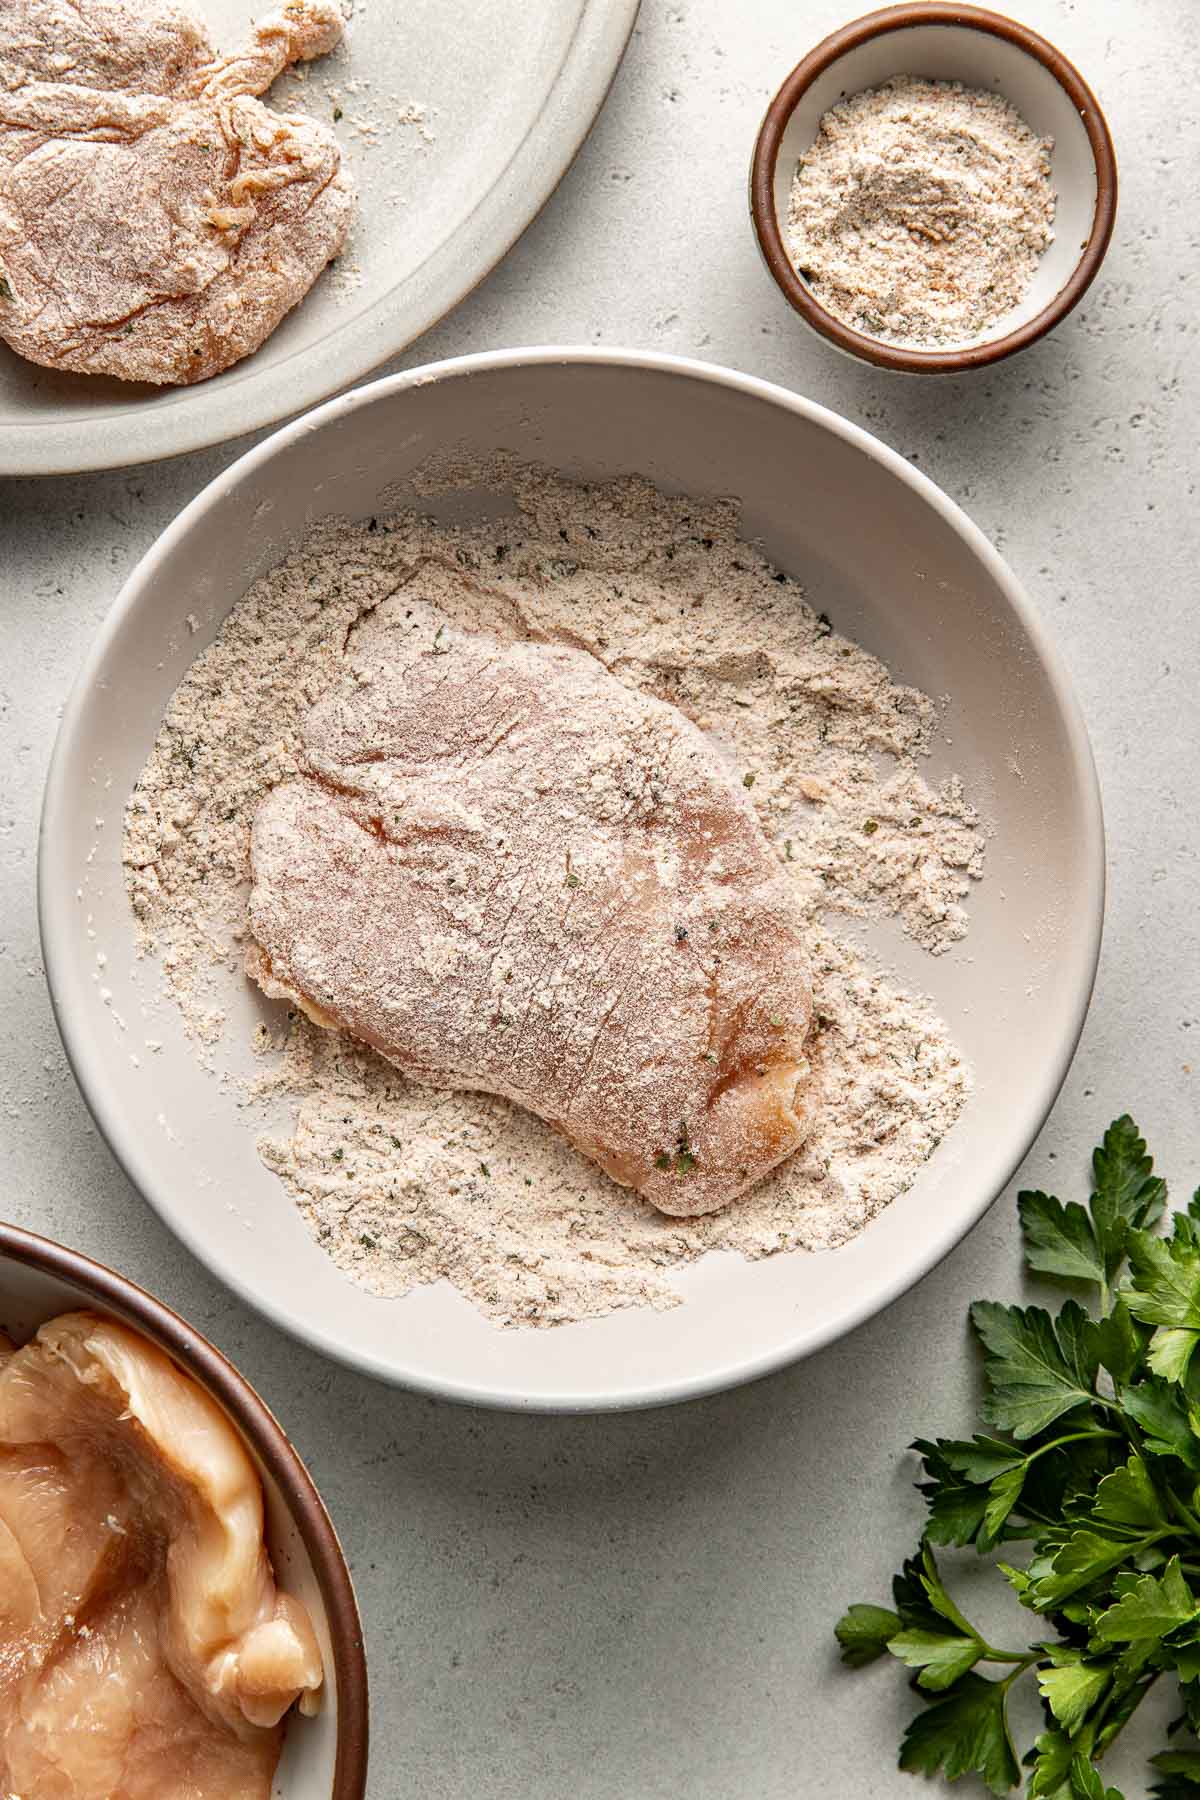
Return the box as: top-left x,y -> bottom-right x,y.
787,77 -> 1056,349
124,461 -> 983,1326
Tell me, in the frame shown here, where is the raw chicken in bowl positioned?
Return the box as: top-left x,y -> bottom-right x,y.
0,1219 -> 367,1800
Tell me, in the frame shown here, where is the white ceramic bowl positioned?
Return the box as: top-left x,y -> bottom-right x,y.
750,3 -> 1117,373
0,1220 -> 368,1796
39,348 -> 1104,1411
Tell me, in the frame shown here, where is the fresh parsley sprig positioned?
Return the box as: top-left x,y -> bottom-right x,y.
836,1116 -> 1200,1799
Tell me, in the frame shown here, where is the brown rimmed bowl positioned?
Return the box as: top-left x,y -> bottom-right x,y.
750,3 -> 1118,373
0,1220 -> 369,1800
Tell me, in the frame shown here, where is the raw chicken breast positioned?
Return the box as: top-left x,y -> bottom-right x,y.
0,1311 -> 322,1799
248,615 -> 815,1218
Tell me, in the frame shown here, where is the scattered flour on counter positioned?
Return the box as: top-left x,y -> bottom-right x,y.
123,460 -> 983,1327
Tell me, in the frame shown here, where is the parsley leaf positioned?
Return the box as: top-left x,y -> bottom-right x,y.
980,1463 -> 1027,1549
1020,1189 -> 1104,1284
1026,1728 -> 1075,1798
972,1299 -> 1098,1438
1037,1652 -> 1112,1732
898,1672 -> 1020,1796
914,1438 -> 992,1546
914,1437 -> 1030,1552
833,1603 -> 899,1667
1091,1113 -> 1167,1278
1126,1224 -> 1200,1382
923,1478 -> 992,1547
1093,1557 -> 1199,1642
889,1627 -> 983,1691
1091,1453 -> 1168,1532
915,1541 -> 982,1638
937,1436 -> 1028,1482
1149,1329 -> 1200,1385
1069,1754 -> 1126,1800
1152,1749 -> 1200,1786
1123,1378 -> 1200,1468
1090,1298 -> 1144,1383
892,1548 -> 950,1633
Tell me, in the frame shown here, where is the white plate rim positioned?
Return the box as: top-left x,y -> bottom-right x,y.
38,346 -> 1106,1411
0,2 -> 640,479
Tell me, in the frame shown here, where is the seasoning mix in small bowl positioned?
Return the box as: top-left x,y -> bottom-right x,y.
750,3 -> 1117,373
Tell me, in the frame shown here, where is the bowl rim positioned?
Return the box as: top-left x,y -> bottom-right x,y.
749,1 -> 1119,374
38,345 -> 1105,1411
0,1218 -> 370,1796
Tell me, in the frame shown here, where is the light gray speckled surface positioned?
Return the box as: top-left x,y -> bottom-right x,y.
1,2 -> 1198,1793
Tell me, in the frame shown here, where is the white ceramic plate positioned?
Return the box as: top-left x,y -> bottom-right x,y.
0,0 -> 638,476
39,349 -> 1104,1412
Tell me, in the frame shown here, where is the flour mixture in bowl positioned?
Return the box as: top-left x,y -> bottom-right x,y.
787,76 -> 1056,349
124,460 -> 984,1327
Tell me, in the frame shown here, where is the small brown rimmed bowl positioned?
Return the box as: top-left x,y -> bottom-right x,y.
750,3 -> 1117,373
0,1220 -> 369,1800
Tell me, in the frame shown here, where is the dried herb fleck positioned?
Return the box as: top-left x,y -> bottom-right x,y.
669,1121 -> 699,1176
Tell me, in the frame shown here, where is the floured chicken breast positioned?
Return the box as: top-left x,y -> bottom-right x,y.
0,0 -> 353,384
247,612 -> 816,1218
0,1310 -> 322,1798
